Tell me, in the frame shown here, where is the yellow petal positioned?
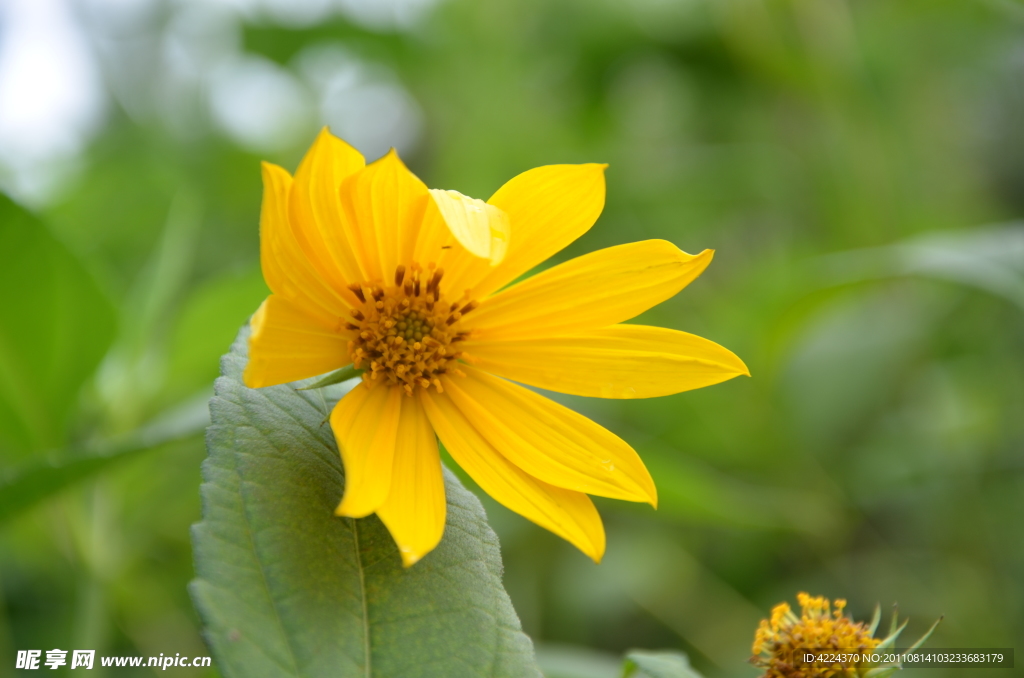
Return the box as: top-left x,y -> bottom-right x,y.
331,383 -> 403,518
429,189 -> 510,265
259,162 -> 351,327
420,388 -> 605,562
339,149 -> 431,283
412,199 -> 461,268
290,128 -> 369,298
375,398 -> 446,567
442,163 -> 608,298
243,295 -> 349,388
464,241 -> 713,341
409,194 -> 498,288
442,367 -> 656,505
464,324 -> 749,399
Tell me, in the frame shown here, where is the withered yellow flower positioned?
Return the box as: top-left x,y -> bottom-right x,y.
244,129 -> 748,566
752,594 -> 881,677
751,593 -> 941,678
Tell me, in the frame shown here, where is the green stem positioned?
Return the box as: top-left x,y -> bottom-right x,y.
296,365 -> 363,391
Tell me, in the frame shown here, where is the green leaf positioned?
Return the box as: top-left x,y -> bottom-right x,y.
0,392 -> 209,524
623,650 -> 705,678
190,327 -> 542,678
0,194 -> 117,455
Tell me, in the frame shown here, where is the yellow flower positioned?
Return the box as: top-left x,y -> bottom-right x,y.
244,128 -> 749,566
750,593 -> 941,678
752,594 -> 881,677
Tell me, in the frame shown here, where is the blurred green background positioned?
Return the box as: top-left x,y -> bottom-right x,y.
1,0 -> 1022,676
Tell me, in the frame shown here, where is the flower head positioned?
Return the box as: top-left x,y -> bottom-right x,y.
244,128 -> 749,566
752,594 -> 880,677
751,593 -> 942,678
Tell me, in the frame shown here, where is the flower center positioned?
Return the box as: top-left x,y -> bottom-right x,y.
344,264 -> 477,395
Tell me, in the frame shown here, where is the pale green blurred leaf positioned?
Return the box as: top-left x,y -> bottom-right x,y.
190,327 -> 542,678
818,224 -> 1024,310
534,643 -> 621,678
623,650 -> 704,678
782,286 -> 943,450
165,266 -> 268,400
0,392 -> 209,523
0,194 -> 117,456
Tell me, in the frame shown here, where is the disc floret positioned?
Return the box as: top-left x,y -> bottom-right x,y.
345,264 -> 476,395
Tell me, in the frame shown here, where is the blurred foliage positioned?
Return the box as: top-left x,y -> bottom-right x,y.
1,0 -> 1023,676
0,196 -> 116,457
